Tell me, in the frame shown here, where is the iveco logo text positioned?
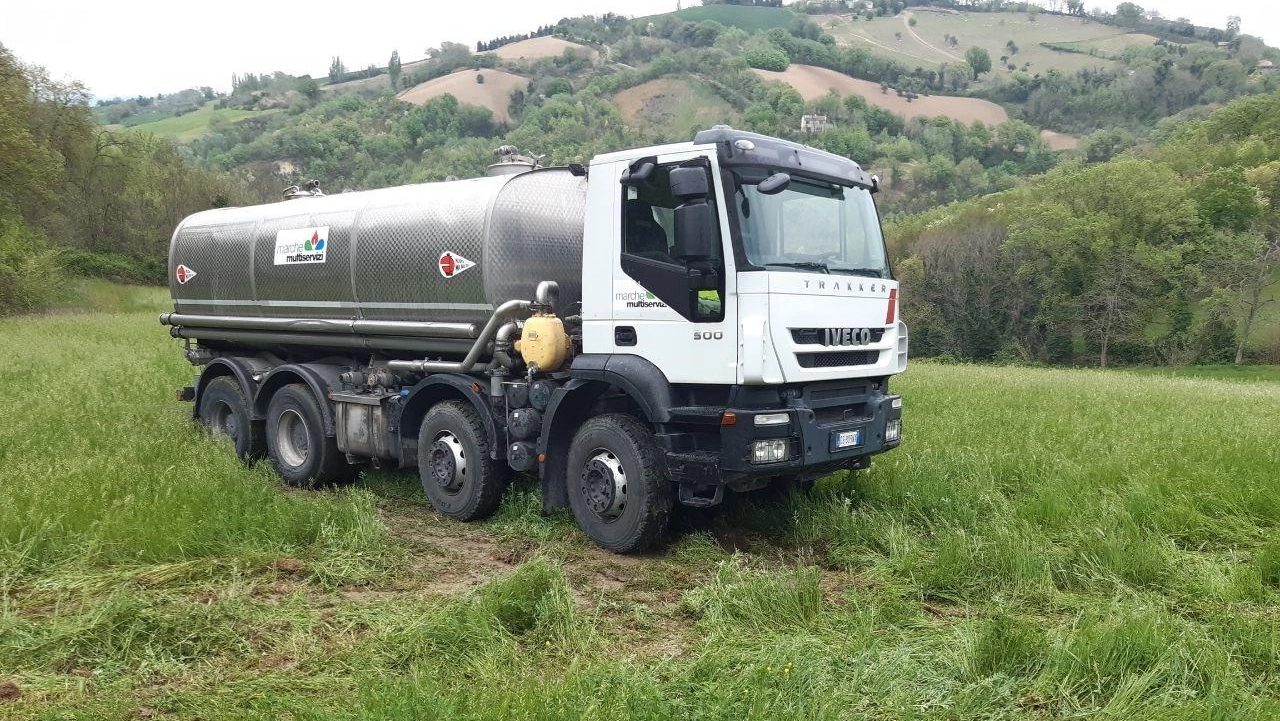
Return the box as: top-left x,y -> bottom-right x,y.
824,328 -> 872,346
803,280 -> 889,293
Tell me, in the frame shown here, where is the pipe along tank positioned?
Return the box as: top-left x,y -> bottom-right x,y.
163,168 -> 586,361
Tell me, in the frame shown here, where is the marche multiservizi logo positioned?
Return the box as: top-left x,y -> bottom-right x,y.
274,226 -> 329,265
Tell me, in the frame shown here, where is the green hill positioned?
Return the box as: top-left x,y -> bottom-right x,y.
116,102 -> 276,141
645,3 -> 796,32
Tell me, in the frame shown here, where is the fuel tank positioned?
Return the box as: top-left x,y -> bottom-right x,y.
167,168 -> 586,326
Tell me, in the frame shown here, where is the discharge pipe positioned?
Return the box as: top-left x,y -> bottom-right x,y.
160,313 -> 478,339
386,298 -> 531,374
385,281 -> 559,375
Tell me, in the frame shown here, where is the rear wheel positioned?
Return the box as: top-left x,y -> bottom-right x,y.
265,383 -> 354,488
198,376 -> 264,463
417,400 -> 508,521
566,414 -> 673,553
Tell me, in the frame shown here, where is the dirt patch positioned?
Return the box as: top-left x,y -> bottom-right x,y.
493,37 -> 596,62
753,64 -> 1009,126
0,680 -> 20,702
396,69 -> 528,124
1040,129 -> 1080,151
613,77 -> 737,134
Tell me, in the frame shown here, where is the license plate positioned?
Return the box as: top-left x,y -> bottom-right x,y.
833,429 -> 863,449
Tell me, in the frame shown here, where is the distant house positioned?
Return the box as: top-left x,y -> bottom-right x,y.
800,114 -> 833,134
1257,59 -> 1277,73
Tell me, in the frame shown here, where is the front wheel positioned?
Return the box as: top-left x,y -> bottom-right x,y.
566,414 -> 673,553
417,400 -> 508,521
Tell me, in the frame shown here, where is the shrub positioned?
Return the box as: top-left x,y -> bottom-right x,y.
0,217 -> 63,315
743,46 -> 790,72
60,250 -> 165,284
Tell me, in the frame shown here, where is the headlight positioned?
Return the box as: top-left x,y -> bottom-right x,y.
885,419 -> 901,443
754,412 -> 790,426
890,396 -> 902,409
751,439 -> 790,464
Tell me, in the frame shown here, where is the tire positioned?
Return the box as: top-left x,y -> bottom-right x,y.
265,383 -> 354,488
566,414 -> 673,553
417,400 -> 508,521
198,376 -> 264,463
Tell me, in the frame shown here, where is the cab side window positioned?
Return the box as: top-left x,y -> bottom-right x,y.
619,162 -> 724,322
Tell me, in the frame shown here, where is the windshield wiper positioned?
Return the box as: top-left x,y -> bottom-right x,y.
765,261 -> 829,274
827,266 -> 883,278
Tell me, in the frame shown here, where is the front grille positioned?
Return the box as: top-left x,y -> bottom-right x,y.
796,350 -> 881,368
791,327 -> 886,345
809,384 -> 868,401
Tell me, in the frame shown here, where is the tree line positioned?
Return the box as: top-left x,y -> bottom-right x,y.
889,91 -> 1280,366
0,44 -> 252,313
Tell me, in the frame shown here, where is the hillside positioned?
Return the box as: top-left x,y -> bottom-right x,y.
819,8 -> 1162,78
105,101 -> 280,141
753,64 -> 1008,124
639,3 -> 795,33
492,36 -> 596,62
18,6 -> 1277,367
614,75 -> 739,137
396,68 -> 528,123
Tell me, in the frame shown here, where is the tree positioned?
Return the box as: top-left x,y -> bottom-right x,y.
965,47 -> 991,78
297,77 -> 321,101
388,50 -> 402,91
328,56 -> 346,85
1226,15 -> 1241,39
1205,230 -> 1278,364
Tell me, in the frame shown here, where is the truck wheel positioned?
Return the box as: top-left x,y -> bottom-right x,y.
417,400 -> 507,521
265,383 -> 354,488
198,376 -> 264,463
566,414 -> 673,553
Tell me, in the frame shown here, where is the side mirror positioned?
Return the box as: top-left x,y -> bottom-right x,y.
621,158 -> 655,186
674,202 -> 716,260
757,172 -> 791,195
669,166 -> 709,199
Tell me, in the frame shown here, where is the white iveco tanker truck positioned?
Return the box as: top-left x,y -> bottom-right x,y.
163,127 -> 907,552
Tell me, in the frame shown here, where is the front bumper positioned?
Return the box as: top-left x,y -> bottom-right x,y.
663,378 -> 901,504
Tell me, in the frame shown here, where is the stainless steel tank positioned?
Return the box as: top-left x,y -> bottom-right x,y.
167,168 -> 586,326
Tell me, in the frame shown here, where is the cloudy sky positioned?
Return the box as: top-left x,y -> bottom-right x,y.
1,0 -> 1275,99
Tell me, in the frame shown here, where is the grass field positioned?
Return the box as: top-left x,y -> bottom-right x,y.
639,4 -> 795,33
818,9 -> 1161,79
395,69 -> 528,123
2,287 -> 1279,718
119,102 -> 271,142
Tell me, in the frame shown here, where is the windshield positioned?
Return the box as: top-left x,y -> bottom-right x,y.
731,169 -> 890,278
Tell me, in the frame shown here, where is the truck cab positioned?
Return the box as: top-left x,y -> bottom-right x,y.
166,127 -> 904,554
549,127 -> 905,518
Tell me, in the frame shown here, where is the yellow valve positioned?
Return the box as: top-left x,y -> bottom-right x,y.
515,313 -> 571,372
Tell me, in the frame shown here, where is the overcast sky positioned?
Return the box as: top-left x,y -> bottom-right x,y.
1,0 -> 1275,99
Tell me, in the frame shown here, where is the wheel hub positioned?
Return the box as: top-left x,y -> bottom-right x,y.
212,401 -> 238,440
581,450 -> 627,519
429,431 -> 467,492
276,408 -> 310,468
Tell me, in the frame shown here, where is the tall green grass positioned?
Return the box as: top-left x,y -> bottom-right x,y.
2,288 -> 1278,719
0,297 -> 383,576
